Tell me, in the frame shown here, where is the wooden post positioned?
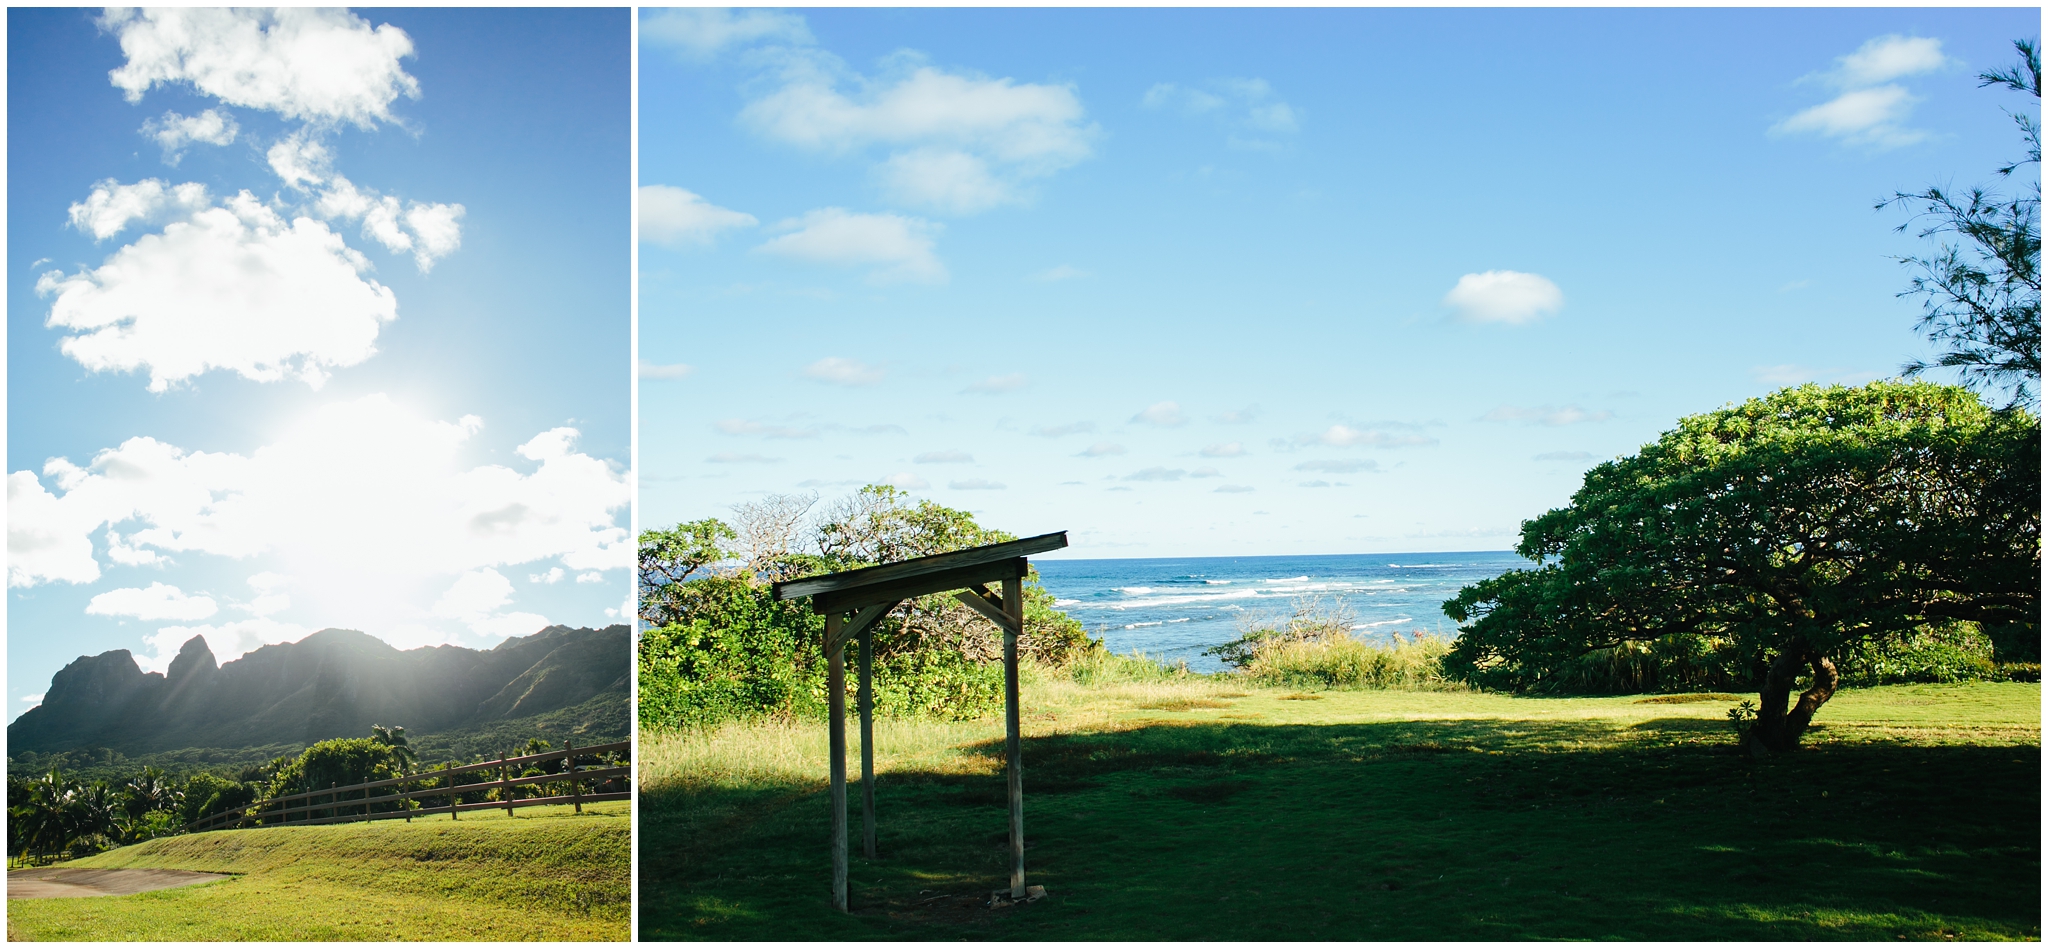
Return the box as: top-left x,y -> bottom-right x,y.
567,741 -> 581,814
859,623 -> 877,860
1003,574 -> 1026,900
504,760 -> 514,817
827,611 -> 850,912
447,764 -> 458,821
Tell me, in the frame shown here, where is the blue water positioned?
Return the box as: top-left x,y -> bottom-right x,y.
1032,551 -> 1527,672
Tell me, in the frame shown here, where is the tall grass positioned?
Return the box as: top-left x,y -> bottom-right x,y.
1241,632 -> 1460,690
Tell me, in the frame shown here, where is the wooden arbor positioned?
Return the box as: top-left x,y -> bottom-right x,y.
772,531 -> 1068,912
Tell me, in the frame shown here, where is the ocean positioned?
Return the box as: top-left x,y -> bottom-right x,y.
1031,550 -> 1528,671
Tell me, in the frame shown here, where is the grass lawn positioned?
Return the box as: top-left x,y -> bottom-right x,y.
6,801 -> 628,941
639,676 -> 2040,940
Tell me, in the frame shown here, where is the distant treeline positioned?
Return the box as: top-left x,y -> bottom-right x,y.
6,726 -> 621,861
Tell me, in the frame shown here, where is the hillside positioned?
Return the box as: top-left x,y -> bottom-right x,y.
5,802 -> 628,940
8,625 -> 628,759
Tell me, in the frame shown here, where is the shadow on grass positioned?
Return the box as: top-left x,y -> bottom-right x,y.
639,716 -> 2039,941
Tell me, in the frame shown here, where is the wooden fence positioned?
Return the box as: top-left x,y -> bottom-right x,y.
186,740 -> 630,834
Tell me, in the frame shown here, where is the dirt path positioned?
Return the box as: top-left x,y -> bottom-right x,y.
8,868 -> 233,899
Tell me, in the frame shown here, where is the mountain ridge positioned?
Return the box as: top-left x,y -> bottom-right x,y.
8,625 -> 629,756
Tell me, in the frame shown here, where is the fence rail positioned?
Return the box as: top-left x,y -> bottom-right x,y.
187,740 -> 630,834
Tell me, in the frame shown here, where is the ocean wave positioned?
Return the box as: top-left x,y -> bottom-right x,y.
1204,579 -> 1232,585
1053,599 -> 1080,607
1114,586 -> 1156,595
1124,621 -> 1164,629
1105,588 -> 1264,609
1167,617 -> 1191,623
1353,617 -> 1414,628
1264,576 -> 1312,582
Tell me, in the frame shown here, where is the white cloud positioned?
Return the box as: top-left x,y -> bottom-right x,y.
1032,421 -> 1095,437
141,109 -> 238,164
102,8 -> 420,127
575,571 -> 605,584
740,56 -> 1095,214
715,418 -> 820,438
964,373 -> 1027,394
1213,406 -> 1261,424
1774,86 -> 1926,148
238,570 -> 290,617
1143,78 -> 1300,146
267,133 -> 332,188
1215,484 -> 1254,494
914,450 -> 973,464
1303,424 -> 1437,449
6,395 -> 630,602
1125,467 -> 1186,482
877,148 -> 1014,215
641,8 -> 812,60
1031,264 -> 1087,282
85,582 -> 219,622
949,478 -> 1005,490
1079,442 -> 1126,457
428,568 -> 550,641
758,208 -> 946,284
1190,467 -> 1222,478
137,618 -> 311,674
1775,36 -> 1950,149
266,139 -> 464,272
1481,404 -> 1614,426
1200,442 -> 1245,458
640,185 -> 758,246
884,472 -> 930,490
1832,35 -> 1951,87
640,360 -> 693,380
530,566 -> 565,584
1132,401 -> 1187,427
400,202 -> 464,272
307,175 -> 464,273
20,694 -> 44,706
1296,459 -> 1379,474
803,356 -> 887,387
39,190 -> 397,391
66,179 -> 211,241
1443,270 -> 1564,324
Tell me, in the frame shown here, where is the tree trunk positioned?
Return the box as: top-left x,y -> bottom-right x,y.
1744,646 -> 1839,755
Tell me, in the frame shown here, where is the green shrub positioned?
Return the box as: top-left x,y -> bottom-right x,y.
1837,622 -> 1999,686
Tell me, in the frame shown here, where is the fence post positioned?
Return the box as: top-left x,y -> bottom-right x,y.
447,764 -> 458,821
567,741 -> 581,814
503,759 -> 513,817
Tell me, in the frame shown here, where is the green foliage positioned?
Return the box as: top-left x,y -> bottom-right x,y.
1205,599 -> 1460,691
1883,39 -> 2041,408
640,517 -> 739,626
1444,382 -> 2040,751
637,485 -> 1099,731
1240,633 -> 1459,691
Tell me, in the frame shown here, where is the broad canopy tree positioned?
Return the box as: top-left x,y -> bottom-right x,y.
1445,382 -> 2038,753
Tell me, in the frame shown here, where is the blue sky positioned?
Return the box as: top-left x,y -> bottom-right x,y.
8,9 -> 630,720
639,7 -> 2039,563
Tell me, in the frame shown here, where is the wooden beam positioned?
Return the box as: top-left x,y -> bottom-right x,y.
1003,574 -> 1026,900
859,624 -> 877,861
813,558 -> 1027,615
830,600 -> 895,653
953,584 -> 1016,632
827,613 -> 849,912
773,531 -> 1067,602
